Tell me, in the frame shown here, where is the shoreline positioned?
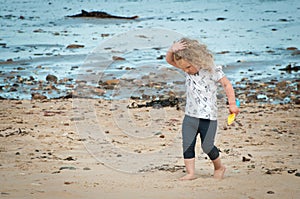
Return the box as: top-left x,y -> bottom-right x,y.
0,53 -> 299,104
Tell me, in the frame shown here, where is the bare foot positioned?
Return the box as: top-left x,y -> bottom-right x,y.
214,166 -> 226,180
179,174 -> 196,181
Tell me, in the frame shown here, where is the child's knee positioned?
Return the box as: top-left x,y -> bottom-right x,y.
202,145 -> 219,160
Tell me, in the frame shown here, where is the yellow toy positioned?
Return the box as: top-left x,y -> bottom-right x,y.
227,99 -> 240,125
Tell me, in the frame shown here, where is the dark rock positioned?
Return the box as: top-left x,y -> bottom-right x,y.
33,29 -> 45,33
67,10 -> 138,20
66,44 -> 84,49
265,168 -> 283,175
287,169 -> 297,174
63,156 -> 76,161
156,55 -> 165,60
216,17 -> 226,21
59,166 -> 76,170
46,74 -> 58,82
295,172 -> 300,177
242,156 -> 251,162
267,191 -> 275,194
279,64 -> 300,72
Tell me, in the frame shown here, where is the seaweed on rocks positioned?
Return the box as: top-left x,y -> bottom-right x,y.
127,96 -> 184,110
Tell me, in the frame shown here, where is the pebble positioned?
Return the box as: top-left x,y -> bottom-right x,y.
59,166 -> 76,170
64,181 -> 74,185
112,56 -> 125,61
46,74 -> 58,83
66,44 -> 84,49
104,79 -> 120,85
242,156 -> 251,162
63,156 -> 76,161
31,93 -> 47,100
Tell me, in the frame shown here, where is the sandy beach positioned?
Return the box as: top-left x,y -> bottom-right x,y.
1,0 -> 300,198
0,98 -> 299,199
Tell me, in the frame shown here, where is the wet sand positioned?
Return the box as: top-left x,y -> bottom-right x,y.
0,98 -> 299,198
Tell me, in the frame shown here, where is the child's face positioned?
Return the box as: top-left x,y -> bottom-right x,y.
175,59 -> 199,75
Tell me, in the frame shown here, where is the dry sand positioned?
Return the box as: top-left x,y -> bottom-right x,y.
0,98 -> 299,199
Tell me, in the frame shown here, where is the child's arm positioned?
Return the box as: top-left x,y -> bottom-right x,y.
219,76 -> 239,115
165,49 -> 178,67
165,40 -> 187,68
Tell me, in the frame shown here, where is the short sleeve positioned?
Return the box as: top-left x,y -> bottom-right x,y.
213,65 -> 225,81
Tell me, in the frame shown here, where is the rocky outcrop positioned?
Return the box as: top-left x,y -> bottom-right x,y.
67,10 -> 138,20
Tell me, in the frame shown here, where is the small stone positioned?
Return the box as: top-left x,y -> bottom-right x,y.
33,29 -> 45,33
286,47 -> 298,51
216,17 -> 226,21
64,156 -> 76,161
83,167 -> 91,170
295,172 -> 300,177
287,169 -> 297,174
101,33 -> 110,37
59,166 -> 76,170
242,156 -> 251,162
31,93 -> 47,100
267,191 -> 275,194
112,56 -> 125,61
66,44 -> 84,49
46,74 -> 58,83
105,79 -> 120,85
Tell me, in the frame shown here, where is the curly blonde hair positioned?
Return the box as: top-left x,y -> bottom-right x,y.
173,38 -> 214,72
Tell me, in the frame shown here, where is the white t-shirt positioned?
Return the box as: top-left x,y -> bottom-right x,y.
185,65 -> 225,120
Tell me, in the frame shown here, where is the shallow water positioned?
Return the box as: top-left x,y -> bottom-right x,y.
0,0 -> 299,100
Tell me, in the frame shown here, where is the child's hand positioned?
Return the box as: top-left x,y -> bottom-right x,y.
229,104 -> 239,116
170,40 -> 187,53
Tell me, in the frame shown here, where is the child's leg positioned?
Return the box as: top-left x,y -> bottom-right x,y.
212,157 -> 226,179
181,115 -> 198,180
198,119 -> 225,179
180,158 -> 196,180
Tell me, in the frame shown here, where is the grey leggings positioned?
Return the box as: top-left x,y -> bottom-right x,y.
182,115 -> 219,160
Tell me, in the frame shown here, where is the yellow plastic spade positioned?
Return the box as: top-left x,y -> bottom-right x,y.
227,99 -> 240,125
227,113 -> 236,125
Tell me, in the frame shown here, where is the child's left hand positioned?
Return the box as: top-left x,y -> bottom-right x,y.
229,104 -> 239,115
170,40 -> 187,52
